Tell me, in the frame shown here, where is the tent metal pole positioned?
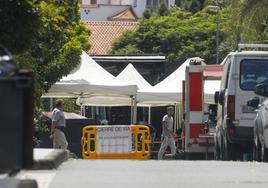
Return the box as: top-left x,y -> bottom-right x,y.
179,103 -> 182,128
177,104 -> 180,129
148,106 -> 151,125
174,104 -> 177,132
133,95 -> 137,124
178,104 -> 180,128
143,107 -> 145,122
50,98 -> 53,112
130,96 -> 134,124
83,105 -> 86,117
80,105 -> 83,116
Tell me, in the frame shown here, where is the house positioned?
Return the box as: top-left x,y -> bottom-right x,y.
82,1 -> 168,85
84,21 -> 165,85
85,21 -> 139,55
81,0 -> 176,21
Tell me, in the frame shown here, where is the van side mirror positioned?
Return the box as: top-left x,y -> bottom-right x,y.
247,97 -> 260,109
255,83 -> 268,97
214,91 -> 219,104
218,91 -> 224,105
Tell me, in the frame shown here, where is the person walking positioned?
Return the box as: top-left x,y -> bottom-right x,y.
158,106 -> 177,160
50,99 -> 68,149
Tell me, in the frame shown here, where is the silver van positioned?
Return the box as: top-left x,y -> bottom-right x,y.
214,47 -> 268,160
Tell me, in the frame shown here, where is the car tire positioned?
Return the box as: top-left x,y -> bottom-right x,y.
253,138 -> 261,162
261,143 -> 268,162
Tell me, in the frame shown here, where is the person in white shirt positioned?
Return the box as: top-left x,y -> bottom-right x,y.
158,106 -> 177,160
50,99 -> 68,149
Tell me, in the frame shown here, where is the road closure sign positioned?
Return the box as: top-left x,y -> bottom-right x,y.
96,125 -> 132,154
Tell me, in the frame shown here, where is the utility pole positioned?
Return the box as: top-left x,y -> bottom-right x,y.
208,0 -> 220,64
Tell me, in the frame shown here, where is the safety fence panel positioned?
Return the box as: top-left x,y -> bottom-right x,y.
81,125 -> 151,160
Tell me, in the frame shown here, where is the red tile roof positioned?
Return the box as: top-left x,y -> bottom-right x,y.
85,21 -> 138,55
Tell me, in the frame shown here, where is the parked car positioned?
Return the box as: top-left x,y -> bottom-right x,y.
247,83 -> 268,162
214,50 -> 268,160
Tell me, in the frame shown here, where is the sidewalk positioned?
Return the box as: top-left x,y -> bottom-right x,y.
0,148 -> 70,188
33,149 -> 70,170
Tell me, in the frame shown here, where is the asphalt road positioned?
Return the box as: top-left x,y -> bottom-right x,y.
47,160 -> 268,188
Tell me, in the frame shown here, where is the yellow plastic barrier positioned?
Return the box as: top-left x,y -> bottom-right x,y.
81,125 -> 151,160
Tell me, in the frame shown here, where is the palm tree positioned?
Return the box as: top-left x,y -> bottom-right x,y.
232,0 -> 268,40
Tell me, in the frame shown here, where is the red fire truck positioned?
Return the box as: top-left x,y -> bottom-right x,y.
182,63 -> 223,158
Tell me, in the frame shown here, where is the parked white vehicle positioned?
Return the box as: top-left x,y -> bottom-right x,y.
214,45 -> 268,160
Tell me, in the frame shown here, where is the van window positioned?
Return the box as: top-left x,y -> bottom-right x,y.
240,59 -> 268,90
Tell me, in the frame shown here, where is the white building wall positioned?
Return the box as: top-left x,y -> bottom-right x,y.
121,0 -> 133,5
110,0 -> 121,4
82,0 -> 91,5
81,0 -> 175,20
133,0 -> 146,18
98,0 -> 110,4
169,0 -> 175,7
81,5 -> 130,21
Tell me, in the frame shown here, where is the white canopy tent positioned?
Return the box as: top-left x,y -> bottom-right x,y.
137,58 -> 221,105
136,57 -> 221,130
77,63 -> 154,123
117,63 -> 153,90
43,51 -> 137,99
137,58 -> 193,105
78,63 -> 153,107
43,51 -> 139,123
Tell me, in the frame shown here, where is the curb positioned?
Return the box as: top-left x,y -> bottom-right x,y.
32,149 -> 69,170
0,178 -> 37,188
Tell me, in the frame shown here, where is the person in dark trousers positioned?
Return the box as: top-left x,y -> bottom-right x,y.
158,106 -> 177,160
50,99 -> 68,149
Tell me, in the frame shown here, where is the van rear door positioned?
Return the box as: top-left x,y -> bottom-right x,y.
235,56 -> 268,127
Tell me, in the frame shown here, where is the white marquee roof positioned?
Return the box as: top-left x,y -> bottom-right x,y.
138,57 -> 221,105
78,63 -> 153,106
117,63 -> 152,90
44,51 -> 137,99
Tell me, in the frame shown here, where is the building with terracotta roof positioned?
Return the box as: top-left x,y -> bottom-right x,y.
82,1 -> 169,85
85,21 -> 138,55
81,0 -> 175,21
84,20 -> 165,85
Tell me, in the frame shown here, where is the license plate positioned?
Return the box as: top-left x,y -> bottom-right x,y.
242,105 -> 256,113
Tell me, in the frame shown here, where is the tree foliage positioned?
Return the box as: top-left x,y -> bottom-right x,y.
1,0 -> 90,115
110,8 -> 228,75
15,0 -> 90,106
158,2 -> 169,16
230,0 -> 268,41
176,0 -> 206,13
143,9 -> 152,19
204,0 -> 232,7
0,0 -> 39,54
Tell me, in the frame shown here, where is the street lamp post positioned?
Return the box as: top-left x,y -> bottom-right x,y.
208,5 -> 220,64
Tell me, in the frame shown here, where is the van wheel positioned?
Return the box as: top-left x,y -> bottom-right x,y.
253,139 -> 261,162
261,143 -> 268,162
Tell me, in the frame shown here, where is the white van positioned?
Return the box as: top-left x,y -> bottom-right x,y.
215,46 -> 268,160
